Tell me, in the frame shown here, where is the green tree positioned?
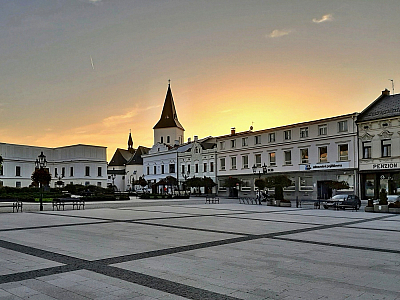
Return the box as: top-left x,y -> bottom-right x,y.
265,175 -> 292,200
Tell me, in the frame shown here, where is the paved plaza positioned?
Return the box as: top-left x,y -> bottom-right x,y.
0,198 -> 399,300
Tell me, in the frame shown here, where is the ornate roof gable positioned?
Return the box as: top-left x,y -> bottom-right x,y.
359,132 -> 374,142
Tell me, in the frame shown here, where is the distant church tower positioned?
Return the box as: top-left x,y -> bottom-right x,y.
153,82 -> 184,145
127,130 -> 134,153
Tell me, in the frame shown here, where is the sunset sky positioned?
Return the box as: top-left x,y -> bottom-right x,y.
1,0 -> 400,161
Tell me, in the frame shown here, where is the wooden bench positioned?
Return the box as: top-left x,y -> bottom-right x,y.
52,198 -> 85,211
0,200 -> 23,212
205,194 -> 219,204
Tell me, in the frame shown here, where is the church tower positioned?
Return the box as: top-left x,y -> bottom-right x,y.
127,131 -> 134,153
153,82 -> 184,145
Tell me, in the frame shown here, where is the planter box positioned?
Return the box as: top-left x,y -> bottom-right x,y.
389,207 -> 400,214
374,204 -> 389,213
280,202 -> 291,207
364,206 -> 374,212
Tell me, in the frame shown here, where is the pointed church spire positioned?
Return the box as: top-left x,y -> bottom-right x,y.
128,130 -> 134,153
153,82 -> 184,130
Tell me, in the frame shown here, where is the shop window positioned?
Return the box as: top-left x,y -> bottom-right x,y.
337,174 -> 354,190
338,144 -> 348,161
283,176 -> 296,191
241,179 -> 251,191
299,176 -> 313,191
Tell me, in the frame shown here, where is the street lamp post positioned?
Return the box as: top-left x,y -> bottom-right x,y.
35,152 -> 47,211
181,172 -> 189,194
252,163 -> 268,203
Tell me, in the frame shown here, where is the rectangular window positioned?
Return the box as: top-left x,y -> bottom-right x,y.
195,164 -> 199,173
97,167 -> 102,177
210,162 -> 214,172
181,164 -> 185,175
284,130 -> 291,140
300,127 -> 308,138
254,154 -> 261,168
54,167 -> 58,177
338,120 -> 348,132
231,157 -> 237,169
300,148 -> 309,164
16,181 -> 21,188
382,140 -> 391,157
242,155 -> 249,169
254,135 -> 261,144
85,166 -> 90,176
0,165 -> 3,176
284,151 -> 292,165
268,132 -> 275,143
339,144 -> 348,161
220,158 -> 226,170
147,166 -> 150,175
363,142 -> 371,159
319,146 -> 328,162
203,163 -> 207,173
318,124 -> 327,135
187,164 -> 191,174
169,164 -> 175,173
97,182 -> 102,187
269,152 -> 276,166
153,166 -> 157,175
70,167 -> 74,177
242,137 -> 248,147
231,139 -> 236,148
220,141 -> 225,150
85,181 -> 90,186
62,167 -> 65,177
299,176 -> 313,191
161,165 -> 165,174
16,166 -> 21,177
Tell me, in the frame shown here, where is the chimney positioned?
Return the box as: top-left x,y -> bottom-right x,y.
231,127 -> 236,135
382,89 -> 390,96
194,135 -> 198,142
188,137 -> 191,143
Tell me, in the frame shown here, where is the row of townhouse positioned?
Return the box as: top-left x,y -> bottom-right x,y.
215,114 -> 358,200
132,86 -> 400,200
0,144 -> 108,188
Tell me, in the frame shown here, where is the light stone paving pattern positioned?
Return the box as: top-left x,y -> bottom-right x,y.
0,198 -> 399,299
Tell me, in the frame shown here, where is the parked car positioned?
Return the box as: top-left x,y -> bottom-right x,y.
373,195 -> 400,205
323,194 -> 361,210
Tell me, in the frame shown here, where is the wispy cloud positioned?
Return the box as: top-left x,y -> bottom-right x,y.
102,105 -> 161,127
80,0 -> 102,5
268,29 -> 291,38
313,14 -> 333,23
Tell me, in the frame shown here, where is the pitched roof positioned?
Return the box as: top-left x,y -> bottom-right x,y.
126,146 -> 150,165
153,85 -> 184,130
108,148 -> 135,166
357,90 -> 400,123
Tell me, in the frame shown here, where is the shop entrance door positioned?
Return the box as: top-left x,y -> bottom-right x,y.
317,181 -> 332,199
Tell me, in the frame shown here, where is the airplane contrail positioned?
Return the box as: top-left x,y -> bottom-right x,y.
90,55 -> 95,70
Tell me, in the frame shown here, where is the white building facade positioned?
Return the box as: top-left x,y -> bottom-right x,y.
0,143 -> 108,188
216,113 -> 359,200
356,89 -> 400,199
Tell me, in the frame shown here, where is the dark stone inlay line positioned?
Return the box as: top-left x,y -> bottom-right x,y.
273,236 -> 400,254
89,264 -> 241,300
0,220 -> 114,232
345,226 -> 400,233
0,212 -> 394,299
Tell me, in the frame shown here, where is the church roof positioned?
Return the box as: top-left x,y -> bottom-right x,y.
126,146 -> 150,165
153,85 -> 185,130
357,89 -> 400,123
108,148 -> 135,166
